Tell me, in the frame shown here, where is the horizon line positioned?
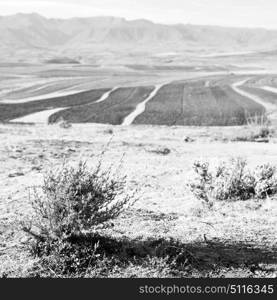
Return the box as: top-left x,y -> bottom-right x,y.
1,11 -> 277,31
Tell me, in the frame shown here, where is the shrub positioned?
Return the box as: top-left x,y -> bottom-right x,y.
189,158 -> 277,202
232,114 -> 274,142
30,238 -> 101,277
50,116 -> 72,128
22,161 -> 134,241
232,126 -> 273,142
254,164 -> 277,198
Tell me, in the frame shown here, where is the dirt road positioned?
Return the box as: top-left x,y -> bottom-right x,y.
232,79 -> 276,111
95,87 -> 118,103
122,84 -> 163,125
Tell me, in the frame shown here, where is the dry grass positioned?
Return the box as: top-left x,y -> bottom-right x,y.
230,115 -> 274,142
0,123 -> 277,277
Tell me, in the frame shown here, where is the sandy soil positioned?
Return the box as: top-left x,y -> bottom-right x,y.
10,107 -> 68,123
0,122 -> 276,277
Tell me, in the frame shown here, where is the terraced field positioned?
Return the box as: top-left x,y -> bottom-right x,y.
134,81 -> 266,126
134,82 -> 186,126
0,75 -> 272,126
49,86 -> 154,125
0,88 -> 109,122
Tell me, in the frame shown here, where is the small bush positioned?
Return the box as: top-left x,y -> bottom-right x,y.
30,238 -> 101,277
233,126 -> 273,142
23,161 -> 134,241
21,158 -> 138,277
189,158 -> 277,202
51,117 -> 72,128
232,115 -> 274,142
254,164 -> 277,198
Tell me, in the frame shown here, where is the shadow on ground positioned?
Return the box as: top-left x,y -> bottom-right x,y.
62,232 -> 277,277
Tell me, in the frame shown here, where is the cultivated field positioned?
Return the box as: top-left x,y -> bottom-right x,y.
0,88 -> 109,122
0,67 -> 273,126
134,80 -> 266,126
49,86 -> 155,125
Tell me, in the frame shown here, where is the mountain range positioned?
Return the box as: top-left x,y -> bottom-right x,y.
1,13 -> 277,61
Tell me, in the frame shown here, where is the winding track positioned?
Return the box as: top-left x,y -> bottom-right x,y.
122,84 -> 163,125
231,79 -> 276,111
261,86 -> 277,94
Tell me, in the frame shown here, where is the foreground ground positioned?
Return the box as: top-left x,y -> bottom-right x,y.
0,123 -> 276,277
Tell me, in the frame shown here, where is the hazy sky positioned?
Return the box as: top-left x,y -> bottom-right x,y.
1,0 -> 277,29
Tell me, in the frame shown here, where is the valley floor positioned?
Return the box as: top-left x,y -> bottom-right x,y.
0,123 -> 276,277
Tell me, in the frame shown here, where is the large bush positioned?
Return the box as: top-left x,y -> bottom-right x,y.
23,161 -> 134,241
189,158 -> 277,202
